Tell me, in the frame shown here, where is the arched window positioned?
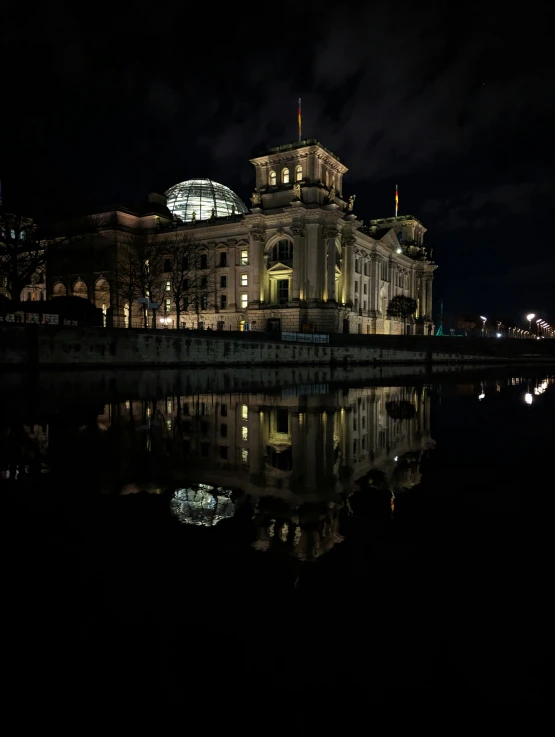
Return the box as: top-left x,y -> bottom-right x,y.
53,282 -> 66,298
295,165 -> 303,182
269,170 -> 277,186
282,168 -> 290,184
73,280 -> 88,299
271,239 -> 293,263
124,303 -> 130,329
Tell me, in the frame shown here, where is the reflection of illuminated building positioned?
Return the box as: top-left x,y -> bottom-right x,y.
170,484 -> 236,527
94,384 -> 434,561
5,381 -> 434,561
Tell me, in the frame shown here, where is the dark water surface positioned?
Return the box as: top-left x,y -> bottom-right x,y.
2,368 -> 553,713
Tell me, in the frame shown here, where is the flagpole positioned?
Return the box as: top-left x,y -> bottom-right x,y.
298,98 -> 302,143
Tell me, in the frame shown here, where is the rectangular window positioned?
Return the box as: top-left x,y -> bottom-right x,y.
363,300 -> 367,312
355,259 -> 361,273
241,274 -> 248,286
220,423 -> 228,438
220,294 -> 227,309
219,252 -> 227,267
220,275 -> 227,289
184,278 -> 189,290
363,283 -> 367,294
241,426 -> 248,441
201,276 -> 207,288
240,293 -> 248,309
364,262 -> 368,276
219,445 -> 228,460
200,254 -> 208,269
220,403 -> 228,417
241,448 -> 249,464
278,279 -> 289,304
240,249 -> 248,265
277,408 -> 288,434
241,404 -> 248,420
166,280 -> 171,291
165,298 -> 171,311
355,282 -> 358,292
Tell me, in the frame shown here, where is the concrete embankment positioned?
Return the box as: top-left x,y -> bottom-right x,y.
1,326 -> 554,368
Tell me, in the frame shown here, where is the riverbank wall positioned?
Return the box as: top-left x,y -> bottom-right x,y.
1,326 -> 554,369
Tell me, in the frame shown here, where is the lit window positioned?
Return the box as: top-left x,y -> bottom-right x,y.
241,448 -> 249,463
282,168 -> 290,184
242,426 -> 248,441
166,281 -> 171,291
165,298 -> 171,311
269,170 -> 277,186
241,274 -> 248,286
241,404 -> 248,420
295,165 -> 303,181
241,293 -> 248,309
241,249 -> 248,265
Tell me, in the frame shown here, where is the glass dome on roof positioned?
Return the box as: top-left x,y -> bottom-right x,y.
164,178 -> 249,222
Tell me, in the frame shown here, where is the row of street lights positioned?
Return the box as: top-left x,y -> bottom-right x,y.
480,313 -> 553,338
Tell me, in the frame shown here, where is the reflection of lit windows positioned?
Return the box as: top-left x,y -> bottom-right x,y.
240,250 -> 249,265
240,293 -> 248,309
241,448 -> 249,463
146,406 -> 151,418
166,419 -> 172,430
241,404 -> 248,420
125,401 -> 131,410
166,399 -> 172,413
241,274 -> 248,286
242,426 -> 248,441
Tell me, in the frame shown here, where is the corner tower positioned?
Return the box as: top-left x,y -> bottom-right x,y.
249,139 -> 348,211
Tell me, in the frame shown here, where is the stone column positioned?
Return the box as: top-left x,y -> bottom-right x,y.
341,236 -> 356,306
323,226 -> 338,302
249,227 -> 265,306
291,226 -> 303,301
305,223 -> 320,302
369,253 -> 379,313
426,277 -> 433,321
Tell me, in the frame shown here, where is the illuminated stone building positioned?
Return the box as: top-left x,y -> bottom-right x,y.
48,139 -> 436,334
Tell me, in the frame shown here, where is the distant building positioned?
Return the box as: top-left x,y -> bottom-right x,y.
48,139 -> 436,334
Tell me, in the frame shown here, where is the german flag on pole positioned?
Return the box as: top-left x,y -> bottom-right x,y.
298,98 -> 302,142
395,184 -> 399,217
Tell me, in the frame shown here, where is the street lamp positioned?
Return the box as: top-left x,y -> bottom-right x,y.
526,313 -> 535,332
480,316 -> 487,337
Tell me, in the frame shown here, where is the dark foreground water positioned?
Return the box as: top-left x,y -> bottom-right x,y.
2,367 -> 553,714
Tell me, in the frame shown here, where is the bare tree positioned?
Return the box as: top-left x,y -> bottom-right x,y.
111,233 -> 166,329
115,242 -> 142,327
163,237 -> 217,329
0,209 -> 44,300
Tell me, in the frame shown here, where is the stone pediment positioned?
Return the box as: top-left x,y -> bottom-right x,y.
267,261 -> 292,273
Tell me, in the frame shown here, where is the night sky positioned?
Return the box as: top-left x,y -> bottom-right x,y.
3,1 -> 554,325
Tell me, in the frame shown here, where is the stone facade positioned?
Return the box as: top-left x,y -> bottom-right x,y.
48,139 -> 437,334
